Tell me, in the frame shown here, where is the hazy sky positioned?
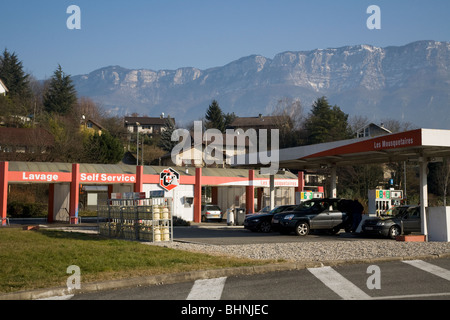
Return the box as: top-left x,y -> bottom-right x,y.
1,0 -> 449,79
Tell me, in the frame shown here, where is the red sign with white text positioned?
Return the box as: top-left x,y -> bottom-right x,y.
8,171 -> 72,183
8,171 -> 137,184
79,173 -> 136,183
305,129 -> 422,159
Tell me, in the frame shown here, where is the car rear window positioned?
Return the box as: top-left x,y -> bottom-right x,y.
207,206 -> 221,211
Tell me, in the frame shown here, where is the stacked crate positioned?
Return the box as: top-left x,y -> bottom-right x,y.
98,196 -> 173,242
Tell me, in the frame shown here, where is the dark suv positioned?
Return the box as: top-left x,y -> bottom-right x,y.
271,199 -> 352,236
244,205 -> 296,233
361,205 -> 421,239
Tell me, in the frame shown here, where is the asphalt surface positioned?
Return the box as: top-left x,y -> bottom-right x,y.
172,222 -> 383,245
70,258 -> 450,300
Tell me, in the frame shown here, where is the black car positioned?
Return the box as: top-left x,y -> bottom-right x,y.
361,205 -> 421,239
271,199 -> 352,236
244,205 -> 296,233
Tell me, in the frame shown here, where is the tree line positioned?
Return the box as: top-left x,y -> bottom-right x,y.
0,49 -> 125,164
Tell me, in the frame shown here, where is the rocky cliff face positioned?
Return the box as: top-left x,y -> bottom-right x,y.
72,40 -> 450,129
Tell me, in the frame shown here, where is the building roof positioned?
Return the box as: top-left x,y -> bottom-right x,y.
124,116 -> 175,126
233,128 -> 450,170
229,115 -> 287,128
0,128 -> 54,147
86,119 -> 104,130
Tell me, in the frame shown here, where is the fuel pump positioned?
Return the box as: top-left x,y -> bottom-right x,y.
368,189 -> 403,216
295,191 -> 324,205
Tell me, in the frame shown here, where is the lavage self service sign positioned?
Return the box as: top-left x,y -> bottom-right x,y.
80,173 -> 136,183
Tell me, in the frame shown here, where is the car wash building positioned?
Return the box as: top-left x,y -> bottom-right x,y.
0,162 -> 300,225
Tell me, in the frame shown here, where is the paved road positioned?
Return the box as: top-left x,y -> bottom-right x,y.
172,223 -> 385,245
71,258 -> 450,301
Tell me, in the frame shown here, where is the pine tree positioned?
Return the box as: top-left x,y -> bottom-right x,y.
0,48 -> 31,99
224,112 -> 237,129
158,117 -> 177,152
43,65 -> 77,115
304,96 -> 351,145
83,131 -> 124,164
205,100 -> 225,132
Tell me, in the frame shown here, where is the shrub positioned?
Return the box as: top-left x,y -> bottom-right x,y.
173,215 -> 191,226
7,201 -> 47,218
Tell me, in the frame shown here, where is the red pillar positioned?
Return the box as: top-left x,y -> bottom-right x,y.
194,167 -> 202,223
211,186 -> 218,205
246,170 -> 255,214
257,188 -> 263,212
134,165 -> 143,193
297,171 -> 305,193
0,162 -> 8,226
108,185 -> 113,199
47,184 -> 55,223
69,164 -> 80,224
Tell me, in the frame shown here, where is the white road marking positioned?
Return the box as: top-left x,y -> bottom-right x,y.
372,292 -> 450,300
186,277 -> 227,300
37,295 -> 74,300
403,260 -> 450,281
308,266 -> 372,300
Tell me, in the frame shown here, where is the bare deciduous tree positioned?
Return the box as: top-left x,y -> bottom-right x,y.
271,97 -> 304,148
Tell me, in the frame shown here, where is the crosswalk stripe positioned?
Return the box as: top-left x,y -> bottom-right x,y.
37,294 -> 74,300
403,260 -> 450,281
308,266 -> 372,300
186,277 -> 227,300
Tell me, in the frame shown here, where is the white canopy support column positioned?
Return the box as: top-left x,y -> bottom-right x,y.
419,158 -> 429,240
330,166 -> 337,198
269,174 -> 275,210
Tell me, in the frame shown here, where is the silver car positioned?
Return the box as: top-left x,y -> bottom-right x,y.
201,204 -> 223,222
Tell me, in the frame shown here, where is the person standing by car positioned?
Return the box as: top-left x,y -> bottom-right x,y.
351,199 -> 364,233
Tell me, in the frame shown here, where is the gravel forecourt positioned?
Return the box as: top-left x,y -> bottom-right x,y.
149,240 -> 450,263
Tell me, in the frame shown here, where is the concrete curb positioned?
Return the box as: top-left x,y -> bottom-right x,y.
2,252 -> 450,300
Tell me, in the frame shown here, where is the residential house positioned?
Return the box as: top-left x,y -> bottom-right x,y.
81,117 -> 103,136
161,133 -> 254,168
0,79 -> 8,96
124,115 -> 175,138
356,123 -> 392,138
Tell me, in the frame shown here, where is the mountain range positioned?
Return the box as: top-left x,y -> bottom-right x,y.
72,40 -> 450,129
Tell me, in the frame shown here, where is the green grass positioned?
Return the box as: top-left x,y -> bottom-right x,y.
0,228 -> 273,294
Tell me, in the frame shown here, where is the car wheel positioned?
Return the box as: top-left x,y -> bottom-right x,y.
259,221 -> 272,233
201,215 -> 206,222
295,222 -> 310,236
389,225 -> 400,239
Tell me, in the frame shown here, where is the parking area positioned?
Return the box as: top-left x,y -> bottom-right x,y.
173,222 -> 387,245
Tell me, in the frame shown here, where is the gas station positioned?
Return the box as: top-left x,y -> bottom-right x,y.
2,128 -> 450,241
237,128 -> 450,241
